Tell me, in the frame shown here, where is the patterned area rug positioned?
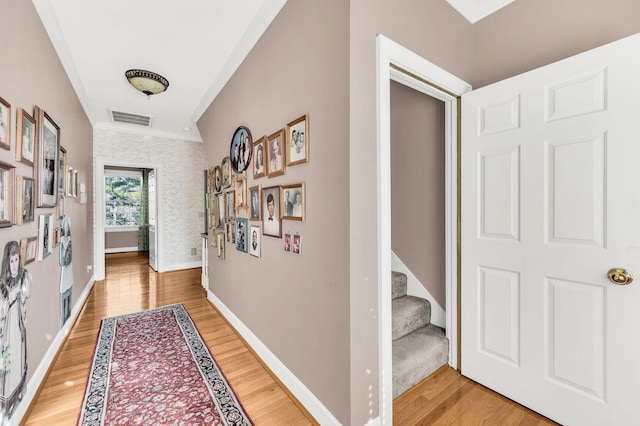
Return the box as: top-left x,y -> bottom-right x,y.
78,304 -> 252,425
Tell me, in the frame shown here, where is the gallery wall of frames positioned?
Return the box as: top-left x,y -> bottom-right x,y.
205,114 -> 309,260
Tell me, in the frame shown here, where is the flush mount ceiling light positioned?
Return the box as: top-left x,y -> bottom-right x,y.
125,69 -> 169,96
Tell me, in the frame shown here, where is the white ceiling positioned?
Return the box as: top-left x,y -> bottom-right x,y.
32,0 -> 510,143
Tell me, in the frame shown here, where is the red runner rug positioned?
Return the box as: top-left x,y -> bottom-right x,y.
78,304 -> 252,425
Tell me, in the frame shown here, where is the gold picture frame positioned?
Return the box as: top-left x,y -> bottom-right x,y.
286,114 -> 309,166
281,183 -> 305,221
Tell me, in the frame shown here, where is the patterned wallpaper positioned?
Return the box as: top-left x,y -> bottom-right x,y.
94,128 -> 207,269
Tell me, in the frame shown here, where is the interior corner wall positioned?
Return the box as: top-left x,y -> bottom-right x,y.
94,129 -> 206,271
0,0 -> 94,417
471,0 -> 640,88
390,81 -> 446,307
197,0 -> 350,422
349,1 -> 473,424
105,231 -> 139,251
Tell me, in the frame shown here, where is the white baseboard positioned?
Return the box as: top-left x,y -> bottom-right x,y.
164,261 -> 201,272
104,246 -> 138,253
207,290 -> 341,426
391,252 -> 446,328
365,417 -> 381,426
10,275 -> 96,426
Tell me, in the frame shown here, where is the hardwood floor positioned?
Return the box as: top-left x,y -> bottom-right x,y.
22,253 -> 315,425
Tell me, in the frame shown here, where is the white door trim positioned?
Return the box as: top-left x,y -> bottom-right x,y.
94,158 -> 162,280
376,34 -> 471,424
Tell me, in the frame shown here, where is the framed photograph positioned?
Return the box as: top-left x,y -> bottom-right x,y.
253,137 -> 267,179
249,185 -> 261,221
217,231 -> 225,260
68,168 -> 78,197
281,183 -> 305,221
235,218 -> 249,252
292,234 -> 302,254
262,186 -> 281,238
53,227 -> 61,248
225,222 -> 235,244
215,193 -> 225,229
58,194 -> 65,219
213,165 -> 222,193
234,176 -> 246,211
20,236 -> 37,266
0,161 -> 16,227
286,114 -> 309,166
59,146 -> 67,196
249,225 -> 261,258
221,156 -> 232,188
37,213 -> 53,260
230,126 -> 252,174
16,108 -> 34,166
0,97 -> 11,150
266,129 -> 285,178
284,233 -> 291,252
16,176 -> 34,225
35,106 -> 60,207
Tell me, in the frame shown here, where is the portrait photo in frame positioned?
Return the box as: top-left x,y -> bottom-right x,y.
230,126 -> 252,174
253,136 -> 266,179
292,234 -> 302,254
221,156 -> 232,188
16,176 -> 34,225
249,185 -> 261,221
20,236 -> 37,266
0,97 -> 11,150
225,188 -> 235,221
53,227 -> 61,248
16,108 -> 34,166
235,218 -> 249,252
0,161 -> 16,227
225,222 -> 235,244
216,230 -> 225,260
35,106 -> 59,207
216,193 -> 225,229
249,225 -> 261,258
266,129 -> 285,178
213,165 -> 222,193
37,213 -> 53,260
283,233 -> 291,252
281,183 -> 305,221
286,114 -> 309,166
261,186 -> 281,238
59,146 -> 67,196
234,176 -> 246,211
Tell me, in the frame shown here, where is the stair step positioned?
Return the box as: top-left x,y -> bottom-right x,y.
392,295 -> 431,341
392,271 -> 407,299
392,324 -> 448,398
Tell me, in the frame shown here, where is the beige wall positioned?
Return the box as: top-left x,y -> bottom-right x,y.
390,81 -> 446,307
197,0 -> 350,422
0,0 -> 94,416
105,231 -> 139,250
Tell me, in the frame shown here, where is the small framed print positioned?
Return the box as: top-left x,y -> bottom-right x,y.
221,157 -> 232,188
213,165 -> 222,193
266,129 -> 285,178
59,146 -> 67,196
53,227 -> 61,248
253,137 -> 266,179
216,231 -> 225,260
262,186 -> 281,238
249,225 -> 261,258
215,193 -> 225,229
20,236 -> 37,266
292,234 -> 301,254
16,108 -> 34,166
249,185 -> 261,221
225,222 -> 235,244
0,161 -> 16,227
281,183 -> 305,221
15,176 -> 34,225
225,188 -> 235,221
286,114 -> 309,166
235,218 -> 249,252
37,213 -> 53,260
0,97 -> 11,150
235,176 -> 246,211
35,106 -> 60,207
284,233 -> 291,252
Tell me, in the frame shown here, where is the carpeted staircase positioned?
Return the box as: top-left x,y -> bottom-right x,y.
392,271 -> 449,398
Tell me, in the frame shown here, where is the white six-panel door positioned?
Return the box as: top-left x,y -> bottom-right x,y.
461,34 -> 640,425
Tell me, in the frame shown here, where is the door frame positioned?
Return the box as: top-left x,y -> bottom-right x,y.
94,158 -> 162,280
376,34 -> 471,424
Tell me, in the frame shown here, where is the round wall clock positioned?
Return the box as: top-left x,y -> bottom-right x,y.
229,126 -> 252,174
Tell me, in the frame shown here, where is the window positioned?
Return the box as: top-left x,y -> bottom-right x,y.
105,169 -> 142,228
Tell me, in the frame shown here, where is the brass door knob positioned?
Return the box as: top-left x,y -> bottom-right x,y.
607,268 -> 633,285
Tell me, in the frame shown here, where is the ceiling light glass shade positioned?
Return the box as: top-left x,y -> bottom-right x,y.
125,69 -> 169,96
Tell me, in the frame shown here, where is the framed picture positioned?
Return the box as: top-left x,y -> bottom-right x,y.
221,156 -> 232,188
215,193 -> 225,229
58,194 -> 65,219
253,136 -> 267,179
281,183 -> 305,221
249,225 -> 261,258
235,218 -> 249,252
0,97 -> 11,150
284,233 -> 291,252
292,234 -> 302,254
69,168 -> 78,197
16,108 -> 34,166
266,129 -> 285,178
59,146 -> 67,196
53,227 -> 61,248
16,176 -> 34,225
225,188 -> 235,220
213,165 -> 222,193
20,236 -> 37,266
286,114 -> 309,166
35,106 -> 60,207
262,186 -> 281,238
230,126 -> 252,174
225,222 -> 235,244
234,176 -> 246,211
217,231 -> 225,260
0,162 -> 15,227
37,213 -> 53,260
249,185 -> 261,221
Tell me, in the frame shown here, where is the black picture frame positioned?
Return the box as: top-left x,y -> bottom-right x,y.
229,126 -> 252,174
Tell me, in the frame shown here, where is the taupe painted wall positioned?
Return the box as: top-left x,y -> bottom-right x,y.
197,0 -> 350,423
390,81 -> 446,307
105,231 -> 139,250
0,0 -> 94,414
